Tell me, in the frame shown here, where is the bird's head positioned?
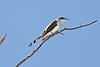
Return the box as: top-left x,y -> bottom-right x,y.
57,16 -> 69,24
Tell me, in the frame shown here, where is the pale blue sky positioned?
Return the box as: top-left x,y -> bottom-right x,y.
0,0 -> 100,67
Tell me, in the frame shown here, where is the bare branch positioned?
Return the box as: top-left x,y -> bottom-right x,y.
15,20 -> 97,67
0,33 -> 7,45
15,36 -> 50,67
59,20 -> 97,32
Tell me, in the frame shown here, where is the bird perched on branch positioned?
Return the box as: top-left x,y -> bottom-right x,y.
0,33 -> 7,45
28,17 -> 69,47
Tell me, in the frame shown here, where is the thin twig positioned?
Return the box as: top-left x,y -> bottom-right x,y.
0,33 -> 7,45
59,20 -> 97,32
15,20 -> 97,67
15,36 -> 51,67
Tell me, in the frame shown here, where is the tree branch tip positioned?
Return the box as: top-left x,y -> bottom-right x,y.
59,32 -> 64,35
93,20 -> 97,22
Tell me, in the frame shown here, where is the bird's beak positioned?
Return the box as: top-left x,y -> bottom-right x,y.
64,18 -> 69,20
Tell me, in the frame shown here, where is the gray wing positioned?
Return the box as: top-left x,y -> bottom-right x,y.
41,20 -> 57,37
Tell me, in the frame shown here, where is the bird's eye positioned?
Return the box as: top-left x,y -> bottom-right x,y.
60,17 -> 64,19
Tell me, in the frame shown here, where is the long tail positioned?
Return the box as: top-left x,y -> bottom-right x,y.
28,36 -> 42,47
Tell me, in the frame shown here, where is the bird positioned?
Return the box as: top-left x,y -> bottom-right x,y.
0,33 -> 7,45
28,16 -> 69,47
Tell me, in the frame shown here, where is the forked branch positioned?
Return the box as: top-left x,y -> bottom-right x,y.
15,20 -> 97,67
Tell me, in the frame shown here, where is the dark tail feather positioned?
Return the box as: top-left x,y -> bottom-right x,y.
28,36 -> 42,47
